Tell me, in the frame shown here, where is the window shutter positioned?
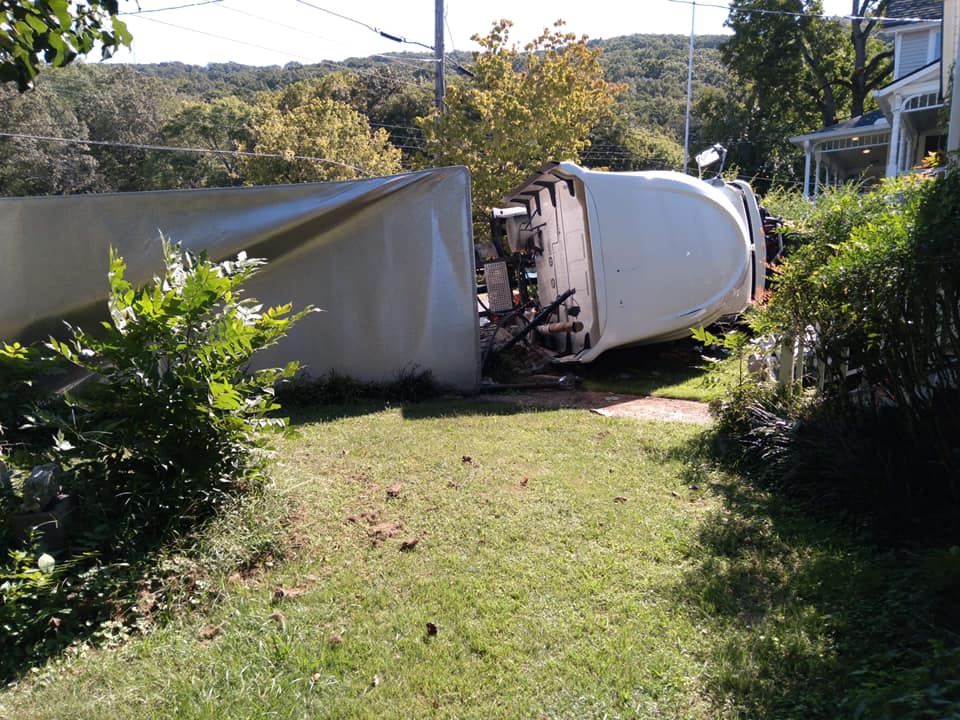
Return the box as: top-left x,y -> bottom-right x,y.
898,32 -> 930,78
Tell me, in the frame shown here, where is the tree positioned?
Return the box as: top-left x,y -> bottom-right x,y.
0,79 -> 99,195
846,0 -> 894,118
51,64 -> 179,192
582,115 -> 684,171
158,96 -> 257,188
723,0 -> 892,128
239,79 -> 403,185
0,1 -> 131,91
706,0 -> 893,184
416,20 -> 623,239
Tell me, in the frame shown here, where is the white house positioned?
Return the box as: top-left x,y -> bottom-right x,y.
790,0 -> 947,197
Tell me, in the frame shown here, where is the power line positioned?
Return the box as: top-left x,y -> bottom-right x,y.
212,3 -> 437,70
665,0 -> 941,24
293,0 -> 434,52
133,14 -> 319,63
0,131 -> 373,175
122,0 -> 225,14
130,12 -> 435,75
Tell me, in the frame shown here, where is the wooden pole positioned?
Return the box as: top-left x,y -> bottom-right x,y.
435,0 -> 445,118
683,1 -> 696,173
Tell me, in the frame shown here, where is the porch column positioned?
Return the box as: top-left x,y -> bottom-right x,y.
802,140 -> 813,198
949,0 -> 960,157
887,95 -> 903,176
814,151 -> 822,195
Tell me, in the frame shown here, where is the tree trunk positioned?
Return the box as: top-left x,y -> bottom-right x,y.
850,0 -> 891,117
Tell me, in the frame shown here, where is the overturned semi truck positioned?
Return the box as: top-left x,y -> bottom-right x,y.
1,164 -> 774,390
487,162 -> 770,363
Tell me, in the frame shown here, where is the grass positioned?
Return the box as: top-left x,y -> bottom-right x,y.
1,399 -> 956,718
572,339 -> 742,402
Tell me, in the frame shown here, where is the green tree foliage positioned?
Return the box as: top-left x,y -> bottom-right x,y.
711,0 -> 892,185
0,35 -> 729,196
0,79 -> 99,195
0,0 -> 131,91
1,243 -> 313,676
42,242 -> 315,544
157,96 -> 257,188
417,20 -> 623,238
598,34 -> 728,144
240,79 -> 403,184
582,115 -> 684,171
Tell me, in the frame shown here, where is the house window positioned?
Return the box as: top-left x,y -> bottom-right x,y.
895,27 -> 942,79
898,32 -> 930,77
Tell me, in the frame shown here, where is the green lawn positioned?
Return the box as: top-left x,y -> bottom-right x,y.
571,339 -> 742,402
1,400 -> 952,719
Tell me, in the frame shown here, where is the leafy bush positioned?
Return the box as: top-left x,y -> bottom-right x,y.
40,242 -> 315,550
0,241 -> 313,678
714,170 -> 960,542
0,342 -> 67,468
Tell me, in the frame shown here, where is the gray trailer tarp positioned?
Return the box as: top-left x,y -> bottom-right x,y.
0,167 -> 480,390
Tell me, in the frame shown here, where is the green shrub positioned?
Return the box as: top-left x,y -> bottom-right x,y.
0,241 -> 314,679
41,242 -> 316,551
715,170 -> 960,542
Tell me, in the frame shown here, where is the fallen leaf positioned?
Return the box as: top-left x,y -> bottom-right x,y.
613,496 -> 628,503
346,514 -> 359,523
461,455 -> 473,465
48,616 -> 62,631
310,671 -> 322,684
271,609 -> 286,627
425,622 -> 438,636
329,632 -> 344,645
399,537 -> 420,552
519,477 -> 529,487
198,623 -> 223,640
386,482 -> 403,498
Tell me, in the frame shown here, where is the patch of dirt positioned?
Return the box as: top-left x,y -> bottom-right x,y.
482,389 -> 712,424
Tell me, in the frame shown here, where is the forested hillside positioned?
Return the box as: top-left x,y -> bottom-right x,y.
0,33 -> 732,197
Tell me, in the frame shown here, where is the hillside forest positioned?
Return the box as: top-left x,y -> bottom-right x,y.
0,32 -> 737,201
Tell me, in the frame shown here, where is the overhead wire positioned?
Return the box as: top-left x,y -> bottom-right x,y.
0,131 -> 374,176
293,0 -> 435,52
131,14 -> 320,63
128,11 -> 436,76
122,0 -> 225,14
665,0 -> 941,25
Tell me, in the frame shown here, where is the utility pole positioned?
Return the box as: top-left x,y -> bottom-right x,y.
435,0 -> 445,118
682,1 -> 696,173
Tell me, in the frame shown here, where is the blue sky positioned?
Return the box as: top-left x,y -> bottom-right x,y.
109,0 -> 856,67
